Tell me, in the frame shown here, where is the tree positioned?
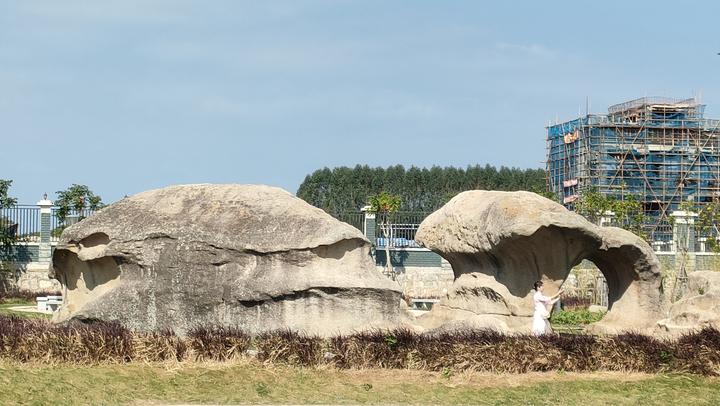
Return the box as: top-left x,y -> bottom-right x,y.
368,191 -> 401,279
613,195 -> 646,239
297,164 -> 546,213
688,199 -> 720,253
55,184 -> 104,225
0,179 -> 18,267
574,187 -> 646,239
574,187 -> 613,225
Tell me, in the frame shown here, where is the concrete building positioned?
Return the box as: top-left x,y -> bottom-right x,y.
546,97 -> 720,246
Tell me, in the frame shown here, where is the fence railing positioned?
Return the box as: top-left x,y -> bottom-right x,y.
694,224 -> 720,253
0,205 -> 97,243
375,212 -> 432,248
0,205 -> 41,240
376,223 -> 423,248
328,210 -> 707,254
644,223 -> 673,252
331,211 -> 433,248
332,212 -> 365,233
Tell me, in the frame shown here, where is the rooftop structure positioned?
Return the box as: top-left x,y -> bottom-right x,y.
546,97 -> 720,242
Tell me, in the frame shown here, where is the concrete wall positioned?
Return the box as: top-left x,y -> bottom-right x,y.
1,260 -> 60,293
9,244 -> 57,263
373,248 -> 452,298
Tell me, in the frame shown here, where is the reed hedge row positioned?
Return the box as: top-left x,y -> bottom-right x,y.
0,315 -> 718,375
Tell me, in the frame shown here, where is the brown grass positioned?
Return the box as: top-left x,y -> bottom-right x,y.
1,315 -> 719,376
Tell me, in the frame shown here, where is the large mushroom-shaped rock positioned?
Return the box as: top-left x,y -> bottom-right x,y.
414,190 -> 667,334
657,271 -> 720,333
50,184 -> 402,336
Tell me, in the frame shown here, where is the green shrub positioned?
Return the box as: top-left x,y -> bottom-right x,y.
551,309 -> 606,325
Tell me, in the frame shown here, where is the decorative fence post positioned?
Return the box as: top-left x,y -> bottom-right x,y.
37,195 -> 53,264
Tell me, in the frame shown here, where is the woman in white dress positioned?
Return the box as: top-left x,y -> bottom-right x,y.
532,280 -> 563,336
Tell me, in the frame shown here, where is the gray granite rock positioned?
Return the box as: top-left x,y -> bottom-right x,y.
657,271 -> 720,333
414,190 -> 667,334
50,184 -> 402,336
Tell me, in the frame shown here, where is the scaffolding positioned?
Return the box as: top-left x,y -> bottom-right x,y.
546,97 -> 720,245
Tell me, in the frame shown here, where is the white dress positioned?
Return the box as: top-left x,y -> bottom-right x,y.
532,291 -> 552,336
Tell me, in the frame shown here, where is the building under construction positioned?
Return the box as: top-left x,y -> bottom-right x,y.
546,97 -> 720,244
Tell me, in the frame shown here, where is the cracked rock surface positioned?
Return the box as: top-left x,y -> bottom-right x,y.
414,190 -> 667,334
50,184 -> 402,336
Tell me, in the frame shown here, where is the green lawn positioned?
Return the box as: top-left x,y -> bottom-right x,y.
0,362 -> 718,405
0,299 -> 51,320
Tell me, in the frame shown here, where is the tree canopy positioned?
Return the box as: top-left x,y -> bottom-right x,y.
574,187 -> 646,239
0,179 -> 18,263
55,184 -> 104,225
297,164 -> 546,213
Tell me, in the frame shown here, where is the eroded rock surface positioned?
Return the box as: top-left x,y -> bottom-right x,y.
414,190 -> 667,334
50,184 -> 402,335
657,271 -> 720,333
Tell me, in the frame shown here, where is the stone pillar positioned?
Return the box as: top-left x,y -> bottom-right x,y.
37,196 -> 53,264
361,205 -> 376,243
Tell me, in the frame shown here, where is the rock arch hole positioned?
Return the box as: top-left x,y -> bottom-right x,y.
561,259 -> 609,310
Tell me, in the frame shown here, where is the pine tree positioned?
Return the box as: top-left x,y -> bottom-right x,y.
296,164 -> 546,213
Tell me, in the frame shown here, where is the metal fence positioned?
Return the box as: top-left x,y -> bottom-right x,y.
645,223 -> 674,252
329,209 -> 692,253
0,205 -> 42,240
376,211 -> 432,248
329,211 -> 433,248
0,205 -> 97,243
694,224 -> 720,253
333,211 -> 365,232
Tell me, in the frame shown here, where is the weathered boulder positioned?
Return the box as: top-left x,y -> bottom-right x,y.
657,271 -> 720,333
414,190 -> 667,334
50,184 -> 402,336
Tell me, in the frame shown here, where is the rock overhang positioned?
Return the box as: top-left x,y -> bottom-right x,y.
415,190 -> 667,334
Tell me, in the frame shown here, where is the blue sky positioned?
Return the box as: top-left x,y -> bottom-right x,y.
2,0 -> 719,204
